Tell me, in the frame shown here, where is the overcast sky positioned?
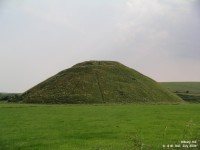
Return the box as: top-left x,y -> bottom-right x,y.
0,0 -> 200,93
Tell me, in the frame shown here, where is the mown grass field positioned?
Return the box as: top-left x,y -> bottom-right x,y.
0,103 -> 200,150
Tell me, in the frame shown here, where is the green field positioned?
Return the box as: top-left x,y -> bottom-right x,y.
0,103 -> 200,150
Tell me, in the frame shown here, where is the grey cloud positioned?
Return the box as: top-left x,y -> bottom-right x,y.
0,0 -> 200,92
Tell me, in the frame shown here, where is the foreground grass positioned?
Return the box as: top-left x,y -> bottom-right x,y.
0,103 -> 200,150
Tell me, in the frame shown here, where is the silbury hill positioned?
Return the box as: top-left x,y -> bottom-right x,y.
21,61 -> 182,104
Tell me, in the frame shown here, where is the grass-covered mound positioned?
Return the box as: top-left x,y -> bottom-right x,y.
22,61 -> 182,103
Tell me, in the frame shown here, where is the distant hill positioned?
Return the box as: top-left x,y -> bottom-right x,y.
159,82 -> 200,93
0,93 -> 21,101
159,82 -> 200,103
21,61 -> 182,104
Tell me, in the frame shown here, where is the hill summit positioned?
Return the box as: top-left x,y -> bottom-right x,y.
22,61 -> 182,103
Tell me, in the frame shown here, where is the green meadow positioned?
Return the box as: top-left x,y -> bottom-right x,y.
0,103 -> 200,150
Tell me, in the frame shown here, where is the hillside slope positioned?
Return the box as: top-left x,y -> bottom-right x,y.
22,61 -> 182,103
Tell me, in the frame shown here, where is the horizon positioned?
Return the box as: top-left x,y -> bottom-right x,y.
1,0 -> 200,93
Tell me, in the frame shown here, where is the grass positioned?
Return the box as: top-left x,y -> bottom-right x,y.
0,103 -> 200,149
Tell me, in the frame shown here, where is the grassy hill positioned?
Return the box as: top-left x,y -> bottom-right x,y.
160,82 -> 200,103
21,61 -> 182,104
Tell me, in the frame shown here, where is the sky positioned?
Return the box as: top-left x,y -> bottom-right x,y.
0,0 -> 200,93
